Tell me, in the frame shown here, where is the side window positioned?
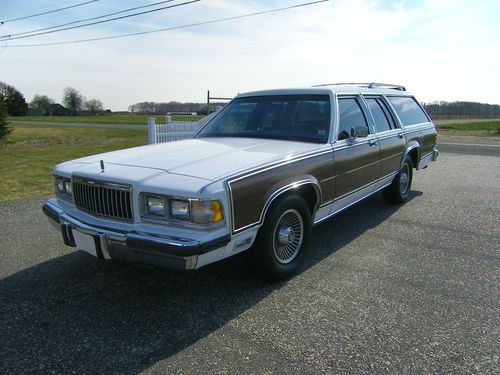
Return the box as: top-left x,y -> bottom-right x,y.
377,98 -> 398,129
337,97 -> 369,140
366,98 -> 394,132
387,96 -> 429,126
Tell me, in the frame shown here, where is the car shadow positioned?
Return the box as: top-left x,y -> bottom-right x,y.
0,191 -> 422,374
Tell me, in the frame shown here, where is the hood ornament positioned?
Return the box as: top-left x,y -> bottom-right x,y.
100,160 -> 105,173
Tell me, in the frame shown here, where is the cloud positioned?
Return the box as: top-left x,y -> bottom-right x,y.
0,0 -> 498,110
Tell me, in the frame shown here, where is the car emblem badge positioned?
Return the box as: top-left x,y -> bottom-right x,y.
100,160 -> 105,173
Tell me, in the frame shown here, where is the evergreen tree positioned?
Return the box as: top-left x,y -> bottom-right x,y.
0,94 -> 12,142
3,85 -> 28,116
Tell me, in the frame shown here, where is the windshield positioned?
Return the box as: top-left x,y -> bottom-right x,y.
196,94 -> 331,143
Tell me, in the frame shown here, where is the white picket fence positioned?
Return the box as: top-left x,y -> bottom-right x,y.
147,111 -> 218,144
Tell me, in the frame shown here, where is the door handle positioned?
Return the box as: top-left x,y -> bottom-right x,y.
398,132 -> 404,139
369,139 -> 378,146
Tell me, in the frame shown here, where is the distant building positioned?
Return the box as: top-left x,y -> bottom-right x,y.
26,108 -> 43,116
49,103 -> 70,116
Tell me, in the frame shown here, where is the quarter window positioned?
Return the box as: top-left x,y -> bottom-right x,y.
366,98 -> 395,132
337,97 -> 369,140
387,96 -> 429,126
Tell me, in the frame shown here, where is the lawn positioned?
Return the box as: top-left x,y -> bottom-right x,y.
0,125 -> 147,203
1,120 -> 498,203
7,114 -> 204,125
436,120 -> 500,133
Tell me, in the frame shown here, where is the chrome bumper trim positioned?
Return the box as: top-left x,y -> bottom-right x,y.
42,201 -> 230,270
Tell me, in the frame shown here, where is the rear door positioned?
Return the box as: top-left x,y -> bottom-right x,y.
364,96 -> 405,178
332,95 -> 381,199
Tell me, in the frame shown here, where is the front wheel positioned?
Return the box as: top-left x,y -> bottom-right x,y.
250,195 -> 311,280
383,155 -> 413,204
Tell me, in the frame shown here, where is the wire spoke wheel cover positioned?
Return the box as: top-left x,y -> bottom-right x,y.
272,209 -> 304,264
399,163 -> 410,194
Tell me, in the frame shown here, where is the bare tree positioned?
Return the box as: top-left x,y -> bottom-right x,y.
84,99 -> 104,115
62,87 -> 83,115
31,95 -> 54,115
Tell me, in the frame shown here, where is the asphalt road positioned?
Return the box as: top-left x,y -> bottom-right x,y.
1,146 -> 499,374
10,120 -> 145,130
437,138 -> 500,157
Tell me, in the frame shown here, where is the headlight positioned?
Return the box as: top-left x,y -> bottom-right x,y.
142,193 -> 224,226
146,196 -> 165,216
170,199 -> 190,220
54,176 -> 72,200
64,181 -> 72,195
55,178 -> 65,193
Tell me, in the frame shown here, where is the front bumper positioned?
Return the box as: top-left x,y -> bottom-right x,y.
43,200 -> 230,270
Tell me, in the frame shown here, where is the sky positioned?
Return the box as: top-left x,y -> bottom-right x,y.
0,0 -> 499,111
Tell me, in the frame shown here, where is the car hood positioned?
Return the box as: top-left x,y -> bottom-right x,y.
71,137 -> 326,181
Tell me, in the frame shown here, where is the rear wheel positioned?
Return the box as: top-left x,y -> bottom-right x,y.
383,155 -> 413,204
250,194 -> 311,280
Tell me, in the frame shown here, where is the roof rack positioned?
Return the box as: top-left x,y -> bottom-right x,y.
312,82 -> 406,91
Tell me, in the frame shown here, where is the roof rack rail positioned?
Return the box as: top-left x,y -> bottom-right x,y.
312,82 -> 406,91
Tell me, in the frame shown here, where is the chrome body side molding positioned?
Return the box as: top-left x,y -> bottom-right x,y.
313,172 -> 397,225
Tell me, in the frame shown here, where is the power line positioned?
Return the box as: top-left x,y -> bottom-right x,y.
2,0 -> 329,48
1,0 -> 176,39
1,1 -> 99,25
2,0 -> 201,41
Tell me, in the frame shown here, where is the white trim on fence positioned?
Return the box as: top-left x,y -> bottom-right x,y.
148,111 -> 219,144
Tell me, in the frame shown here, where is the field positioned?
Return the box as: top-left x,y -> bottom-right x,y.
0,126 -> 147,203
7,114 -> 203,125
436,120 -> 500,134
0,119 -> 498,204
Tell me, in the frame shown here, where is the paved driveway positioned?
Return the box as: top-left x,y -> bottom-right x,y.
0,149 -> 498,374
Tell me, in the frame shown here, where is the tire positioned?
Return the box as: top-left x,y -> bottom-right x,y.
383,155 -> 413,204
250,194 -> 312,280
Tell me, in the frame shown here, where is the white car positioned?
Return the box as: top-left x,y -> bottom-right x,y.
44,83 -> 438,279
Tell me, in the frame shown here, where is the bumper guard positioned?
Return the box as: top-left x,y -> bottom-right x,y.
42,201 -> 230,270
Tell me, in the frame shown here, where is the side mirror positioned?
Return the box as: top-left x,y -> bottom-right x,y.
350,125 -> 368,141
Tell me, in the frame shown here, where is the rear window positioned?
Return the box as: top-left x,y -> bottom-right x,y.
387,96 -> 429,126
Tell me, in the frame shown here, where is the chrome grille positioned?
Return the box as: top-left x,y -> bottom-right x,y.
72,177 -> 133,221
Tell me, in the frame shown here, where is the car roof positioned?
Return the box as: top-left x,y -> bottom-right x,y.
237,83 -> 412,98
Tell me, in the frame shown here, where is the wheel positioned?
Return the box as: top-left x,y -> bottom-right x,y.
383,155 -> 413,204
250,194 -> 311,280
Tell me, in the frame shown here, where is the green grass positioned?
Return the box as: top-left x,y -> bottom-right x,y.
436,120 -> 500,132
7,114 -> 203,125
0,125 -> 147,203
2,119 -> 498,203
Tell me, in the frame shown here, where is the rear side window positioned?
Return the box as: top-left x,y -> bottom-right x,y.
387,96 -> 429,126
338,97 -> 369,140
365,98 -> 396,132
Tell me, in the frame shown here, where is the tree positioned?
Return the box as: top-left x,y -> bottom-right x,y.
30,94 -> 54,116
1,84 -> 28,116
84,98 -> 103,115
0,94 -> 12,142
62,87 -> 83,115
